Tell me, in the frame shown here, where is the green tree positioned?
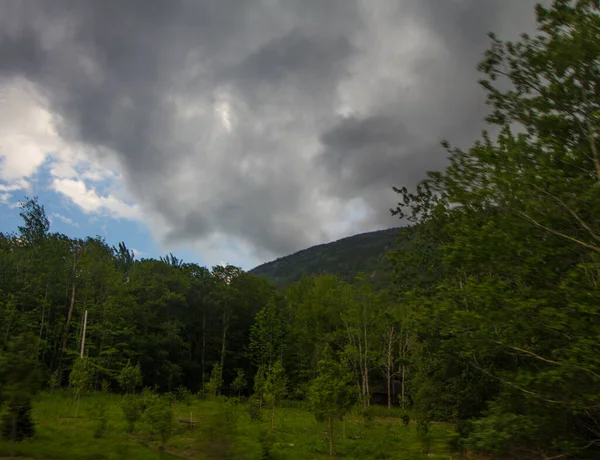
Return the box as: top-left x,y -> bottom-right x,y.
231,368 -> 247,399
69,357 -> 94,418
264,360 -> 287,430
144,395 -> 174,449
0,333 -> 42,441
17,196 -> 49,246
248,299 -> 285,368
391,0 -> 600,457
205,363 -> 223,398
118,361 -> 143,394
308,348 -> 358,456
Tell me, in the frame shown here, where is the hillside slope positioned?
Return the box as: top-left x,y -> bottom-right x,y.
249,227 -> 411,289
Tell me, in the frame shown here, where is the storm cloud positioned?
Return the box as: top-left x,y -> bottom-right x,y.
0,0 -> 544,266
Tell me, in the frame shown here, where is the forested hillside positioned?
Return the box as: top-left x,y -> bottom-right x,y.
250,227 -> 411,289
1,2 -> 600,459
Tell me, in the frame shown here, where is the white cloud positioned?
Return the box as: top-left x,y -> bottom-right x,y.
50,212 -> 80,228
0,76 -> 143,224
52,178 -> 142,221
0,192 -> 11,204
130,248 -> 146,259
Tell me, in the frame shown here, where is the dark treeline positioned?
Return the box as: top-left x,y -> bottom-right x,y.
0,197 -> 406,405
2,1 -> 600,458
0,199 -> 278,392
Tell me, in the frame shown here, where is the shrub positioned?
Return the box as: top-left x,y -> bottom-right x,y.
144,395 -> 174,448
400,411 -> 410,426
117,361 -> 142,394
1,397 -> 35,441
92,403 -> 108,438
121,396 -> 142,434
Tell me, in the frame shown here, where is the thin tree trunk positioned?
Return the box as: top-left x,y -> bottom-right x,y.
220,322 -> 228,370
58,281 -> 76,383
271,405 -> 275,430
386,368 -> 392,410
201,308 -> 206,385
401,365 -> 405,409
328,415 -> 334,456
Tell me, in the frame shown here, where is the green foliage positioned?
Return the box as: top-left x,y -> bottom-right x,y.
121,395 -> 142,434
143,395 -> 174,447
360,405 -> 376,428
400,411 -> 410,426
118,361 -> 143,394
0,333 -> 43,403
0,334 -> 41,442
231,368 -> 247,398
205,363 -> 223,398
388,0 -> 600,457
175,385 -> 192,406
91,402 -> 108,438
252,364 -> 267,410
249,300 -> 285,367
69,357 -> 94,397
308,348 -> 358,455
47,370 -> 60,392
1,397 -> 35,442
264,360 -> 287,409
17,196 -> 49,246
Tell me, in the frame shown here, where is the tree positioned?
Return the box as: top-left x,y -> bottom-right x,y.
0,333 -> 42,441
248,299 -> 285,368
205,363 -> 223,398
17,196 -> 49,246
391,1 -> 600,457
69,357 -> 94,418
231,369 -> 247,399
308,347 -> 358,456
252,364 -> 267,411
118,361 -> 143,394
264,360 -> 287,430
144,395 -> 174,450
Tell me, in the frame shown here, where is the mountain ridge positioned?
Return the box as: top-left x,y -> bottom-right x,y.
249,227 -> 410,289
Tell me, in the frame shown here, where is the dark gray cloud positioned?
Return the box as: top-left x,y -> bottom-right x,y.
0,0 -> 543,265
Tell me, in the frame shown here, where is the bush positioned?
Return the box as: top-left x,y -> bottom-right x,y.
1,397 -> 35,441
117,361 -> 142,394
198,411 -> 236,459
361,405 -> 376,427
247,396 -> 262,422
121,396 -> 142,434
91,403 -> 108,438
400,411 -> 410,426
416,418 -> 432,455
143,395 -> 174,448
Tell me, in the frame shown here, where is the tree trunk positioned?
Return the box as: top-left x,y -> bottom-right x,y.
57,281 -> 76,383
387,369 -> 392,410
271,405 -> 275,431
328,415 -> 334,456
201,308 -> 206,385
220,322 -> 228,371
401,365 -> 405,409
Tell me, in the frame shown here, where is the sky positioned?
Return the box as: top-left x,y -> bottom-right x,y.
0,0 -> 545,270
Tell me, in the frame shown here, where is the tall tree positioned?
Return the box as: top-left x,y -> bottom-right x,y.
391,0 -> 600,457
308,347 -> 358,457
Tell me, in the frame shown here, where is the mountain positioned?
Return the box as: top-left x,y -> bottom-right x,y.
249,227 -> 411,289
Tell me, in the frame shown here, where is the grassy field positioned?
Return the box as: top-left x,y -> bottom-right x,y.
0,392 -> 456,459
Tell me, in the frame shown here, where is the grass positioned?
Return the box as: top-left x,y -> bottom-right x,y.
0,392 -> 457,459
